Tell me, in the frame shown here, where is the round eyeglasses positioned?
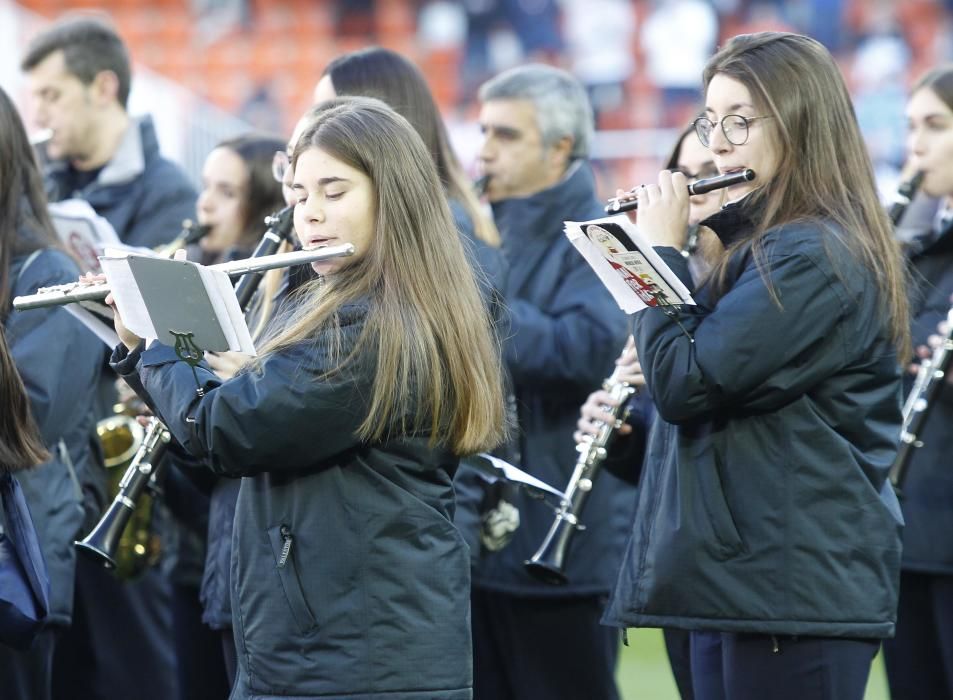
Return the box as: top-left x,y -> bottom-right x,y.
693,114 -> 772,148
272,150 -> 290,184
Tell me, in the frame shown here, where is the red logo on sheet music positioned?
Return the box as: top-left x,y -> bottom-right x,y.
586,225 -> 661,307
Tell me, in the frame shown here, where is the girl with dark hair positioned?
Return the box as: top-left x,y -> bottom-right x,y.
195,134 -> 288,264
0,85 -> 101,700
593,32 -> 909,700
882,63 -> 953,700
108,97 -> 506,700
313,47 -> 503,290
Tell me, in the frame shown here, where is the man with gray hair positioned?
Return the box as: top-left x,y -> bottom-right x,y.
466,63 -> 635,699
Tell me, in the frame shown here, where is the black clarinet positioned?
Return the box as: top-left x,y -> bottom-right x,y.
605,169 -> 756,214
234,204 -> 294,308
525,377 -> 636,585
890,307 -> 953,490
888,171 -> 925,228
76,206 -> 297,570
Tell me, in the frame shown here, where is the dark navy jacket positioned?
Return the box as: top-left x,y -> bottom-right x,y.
449,198 -> 507,303
469,161 -> 635,596
6,247 -> 102,626
112,301 -> 472,700
42,115 -> 196,248
604,207 -> 904,638
897,224 -> 953,574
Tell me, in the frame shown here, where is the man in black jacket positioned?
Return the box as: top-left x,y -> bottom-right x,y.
468,63 -> 633,700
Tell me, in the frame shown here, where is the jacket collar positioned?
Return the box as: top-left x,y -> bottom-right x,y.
44,115 -> 158,191
491,160 -> 597,244
699,192 -> 761,249
490,160 -> 600,297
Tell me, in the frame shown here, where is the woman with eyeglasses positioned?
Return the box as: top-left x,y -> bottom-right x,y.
593,32 -> 909,700
880,64 -> 953,700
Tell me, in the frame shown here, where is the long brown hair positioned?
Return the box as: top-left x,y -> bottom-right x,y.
261,97 -> 506,455
322,47 -> 499,247
703,32 -> 910,357
0,326 -> 48,473
0,86 -> 63,318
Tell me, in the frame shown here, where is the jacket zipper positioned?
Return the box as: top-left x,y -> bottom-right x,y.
278,525 -> 293,568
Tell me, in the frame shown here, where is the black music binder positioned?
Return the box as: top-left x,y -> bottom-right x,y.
100,253 -> 256,355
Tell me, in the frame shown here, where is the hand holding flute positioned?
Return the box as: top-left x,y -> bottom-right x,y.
606,168 -> 756,214
608,169 -> 756,252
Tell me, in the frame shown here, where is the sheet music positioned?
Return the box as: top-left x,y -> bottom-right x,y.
565,214 -> 695,314
48,199 -> 122,273
100,252 -> 257,355
474,453 -> 566,501
199,266 -> 255,355
100,254 -> 158,341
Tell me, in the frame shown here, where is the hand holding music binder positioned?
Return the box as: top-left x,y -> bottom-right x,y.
100,252 -> 256,356
564,214 -> 695,314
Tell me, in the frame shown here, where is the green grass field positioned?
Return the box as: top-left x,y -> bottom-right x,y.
615,628 -> 890,699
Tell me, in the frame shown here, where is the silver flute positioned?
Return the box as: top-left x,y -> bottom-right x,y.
13,245 -> 354,311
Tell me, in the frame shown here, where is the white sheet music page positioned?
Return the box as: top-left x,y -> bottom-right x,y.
99,251 -> 158,341
564,214 -> 695,314
198,267 -> 256,356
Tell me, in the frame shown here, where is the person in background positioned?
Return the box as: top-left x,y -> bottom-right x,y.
20,17 -> 197,700
470,63 -> 633,700
23,16 -> 195,248
170,133 -> 288,695
312,46 -> 504,293
882,63 -> 953,700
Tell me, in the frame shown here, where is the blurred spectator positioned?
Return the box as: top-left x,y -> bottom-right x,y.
562,0 -> 636,126
640,0 -> 718,126
237,83 -> 284,135
851,11 -> 911,193
459,0 -> 564,102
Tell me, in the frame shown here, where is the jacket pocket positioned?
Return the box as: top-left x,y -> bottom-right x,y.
266,524 -> 317,635
696,453 -> 745,558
